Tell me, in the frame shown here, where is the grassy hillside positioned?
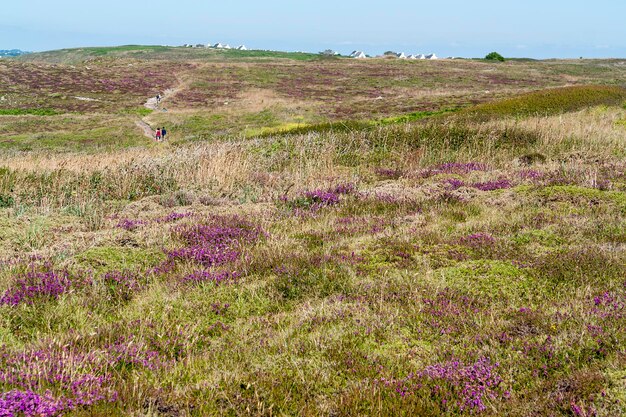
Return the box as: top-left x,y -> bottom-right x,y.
18,45 -> 324,64
0,49 -> 625,416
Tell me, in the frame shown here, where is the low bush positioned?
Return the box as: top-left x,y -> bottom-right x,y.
485,52 -> 505,62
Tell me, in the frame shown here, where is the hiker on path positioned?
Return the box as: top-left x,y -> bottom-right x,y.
155,128 -> 162,141
156,94 -> 161,104
161,127 -> 167,140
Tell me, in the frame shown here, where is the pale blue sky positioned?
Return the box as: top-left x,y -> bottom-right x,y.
2,0 -> 625,58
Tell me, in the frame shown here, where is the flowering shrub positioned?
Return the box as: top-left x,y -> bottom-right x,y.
167,216 -> 263,267
438,162 -> 489,173
471,179 -> 512,191
460,233 -> 497,248
282,183 -> 355,212
375,168 -> 404,180
422,288 -> 483,336
303,190 -> 340,206
116,219 -> 147,231
155,212 -> 194,223
102,270 -> 146,302
421,162 -> 488,178
519,170 -> 544,181
104,338 -> 164,371
381,357 -> 508,413
0,265 -> 89,307
444,179 -> 466,190
0,338 -> 158,416
591,291 -> 624,320
1,389 -> 67,417
332,183 -> 356,195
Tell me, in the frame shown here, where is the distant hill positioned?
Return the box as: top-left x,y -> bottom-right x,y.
16,45 -> 326,64
0,49 -> 30,58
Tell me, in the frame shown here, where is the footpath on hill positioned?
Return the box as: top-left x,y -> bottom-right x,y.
135,72 -> 188,139
135,120 -> 155,138
134,88 -> 175,139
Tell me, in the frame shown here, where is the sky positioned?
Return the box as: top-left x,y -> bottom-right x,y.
2,0 -> 626,58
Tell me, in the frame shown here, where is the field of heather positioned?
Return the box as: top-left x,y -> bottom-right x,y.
0,47 -> 625,416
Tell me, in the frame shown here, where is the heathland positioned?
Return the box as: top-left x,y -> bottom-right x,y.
0,45 -> 625,416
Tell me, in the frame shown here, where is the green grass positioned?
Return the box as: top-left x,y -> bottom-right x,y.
0,108 -> 61,116
83,45 -> 172,56
118,107 -> 153,117
76,246 -> 166,272
253,109 -> 458,138
538,185 -> 626,212
0,128 -> 147,152
436,259 -> 534,300
219,49 -> 323,61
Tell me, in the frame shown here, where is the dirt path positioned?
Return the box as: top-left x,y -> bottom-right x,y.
136,73 -> 190,139
144,88 -> 175,110
135,120 -> 155,139
136,88 -> 177,139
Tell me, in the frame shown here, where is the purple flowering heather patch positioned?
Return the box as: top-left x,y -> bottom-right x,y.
519,169 -> 544,181
381,357 -> 507,413
283,183 -> 356,212
304,189 -> 340,206
471,179 -> 512,191
116,219 -> 147,231
590,290 -> 624,320
438,162 -> 489,173
422,288 -> 483,335
420,162 -> 489,178
167,216 -> 263,267
155,211 -> 195,223
421,357 -> 504,412
460,233 -> 497,248
331,183 -> 356,195
375,168 -> 404,180
102,270 -> 147,301
104,338 -> 165,371
444,178 -> 466,190
334,216 -> 389,236
0,265 -> 89,307
0,389 -> 65,417
0,341 -> 133,416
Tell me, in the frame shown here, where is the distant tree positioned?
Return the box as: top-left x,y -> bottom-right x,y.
485,52 -> 505,62
383,51 -> 398,56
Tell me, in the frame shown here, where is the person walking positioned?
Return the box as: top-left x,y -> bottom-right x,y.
155,128 -> 162,141
156,94 -> 161,105
161,127 -> 167,140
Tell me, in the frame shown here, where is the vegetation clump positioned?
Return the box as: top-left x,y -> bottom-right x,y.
464,85 -> 626,120
485,51 -> 505,62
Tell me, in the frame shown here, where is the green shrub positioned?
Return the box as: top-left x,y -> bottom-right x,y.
0,194 -> 14,208
485,52 -> 505,62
